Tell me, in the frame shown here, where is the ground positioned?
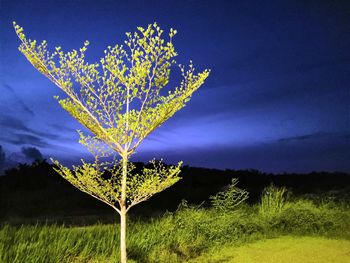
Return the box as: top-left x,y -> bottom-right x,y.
190,236 -> 350,263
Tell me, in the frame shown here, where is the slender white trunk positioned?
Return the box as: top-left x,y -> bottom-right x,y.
120,155 -> 128,263
120,207 -> 127,263
121,81 -> 129,262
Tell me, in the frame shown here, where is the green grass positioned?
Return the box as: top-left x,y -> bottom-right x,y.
190,236 -> 350,263
1,198 -> 349,262
259,184 -> 288,219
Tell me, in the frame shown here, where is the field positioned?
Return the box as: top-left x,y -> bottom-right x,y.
190,236 -> 350,263
1,164 -> 349,262
1,196 -> 349,262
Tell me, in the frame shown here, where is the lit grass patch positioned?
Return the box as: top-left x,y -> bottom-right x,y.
190,236 -> 350,263
259,184 -> 288,219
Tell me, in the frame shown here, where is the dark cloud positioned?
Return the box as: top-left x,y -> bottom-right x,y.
21,146 -> 43,161
277,132 -> 346,143
35,130 -> 59,140
0,115 -> 59,143
9,133 -> 48,147
278,132 -> 326,143
49,123 -> 76,133
3,84 -> 35,116
0,115 -> 30,132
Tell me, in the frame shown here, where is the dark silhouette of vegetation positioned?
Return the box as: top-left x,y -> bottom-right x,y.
1,160 -> 349,225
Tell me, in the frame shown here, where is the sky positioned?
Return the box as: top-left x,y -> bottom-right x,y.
0,0 -> 349,173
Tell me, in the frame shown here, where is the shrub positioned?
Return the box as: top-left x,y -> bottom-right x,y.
210,178 -> 249,212
271,200 -> 350,236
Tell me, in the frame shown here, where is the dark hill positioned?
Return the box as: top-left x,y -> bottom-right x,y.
1,160 -> 349,225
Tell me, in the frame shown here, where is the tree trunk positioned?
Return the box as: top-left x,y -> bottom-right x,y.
120,208 -> 127,263
120,154 -> 128,263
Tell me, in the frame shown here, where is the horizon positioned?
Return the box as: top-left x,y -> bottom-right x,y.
0,0 -> 349,174
1,157 -> 350,177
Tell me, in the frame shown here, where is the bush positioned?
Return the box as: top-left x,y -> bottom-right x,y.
270,200 -> 350,237
210,178 -> 249,212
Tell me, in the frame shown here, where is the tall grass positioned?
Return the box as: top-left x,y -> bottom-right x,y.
259,184 -> 288,218
0,224 -> 118,263
1,197 -> 349,262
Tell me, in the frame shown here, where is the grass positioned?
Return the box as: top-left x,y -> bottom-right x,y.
190,236 -> 350,263
1,191 -> 349,262
259,184 -> 288,219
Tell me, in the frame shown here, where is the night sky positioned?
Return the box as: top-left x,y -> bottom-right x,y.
0,0 -> 349,173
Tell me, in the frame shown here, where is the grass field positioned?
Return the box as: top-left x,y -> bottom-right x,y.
1,191 -> 349,262
190,236 -> 350,263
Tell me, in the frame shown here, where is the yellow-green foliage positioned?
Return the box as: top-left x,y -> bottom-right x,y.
50,159 -> 182,212
13,22 -> 210,155
210,178 -> 249,212
13,22 -> 210,213
259,184 -> 288,218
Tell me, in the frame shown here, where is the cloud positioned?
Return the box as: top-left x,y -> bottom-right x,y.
9,133 -> 49,147
0,115 -> 59,146
49,123 -> 76,133
277,132 -> 335,143
2,84 -> 35,116
0,115 -> 30,132
21,146 -> 43,161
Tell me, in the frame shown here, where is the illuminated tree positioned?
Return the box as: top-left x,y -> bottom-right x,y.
14,22 -> 210,262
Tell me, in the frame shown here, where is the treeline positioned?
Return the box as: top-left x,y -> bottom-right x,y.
0,160 -> 349,224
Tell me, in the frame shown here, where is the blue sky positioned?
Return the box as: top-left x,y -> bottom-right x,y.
0,0 -> 349,173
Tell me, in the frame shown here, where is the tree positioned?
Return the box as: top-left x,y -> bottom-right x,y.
14,22 -> 210,262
